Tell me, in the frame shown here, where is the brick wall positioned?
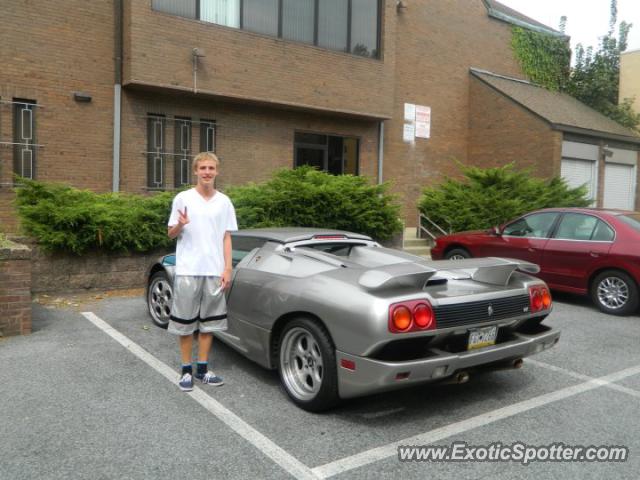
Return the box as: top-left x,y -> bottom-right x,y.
123,0 -> 396,119
0,240 -> 31,336
384,0 -> 530,224
0,0 -> 115,193
468,76 -> 561,178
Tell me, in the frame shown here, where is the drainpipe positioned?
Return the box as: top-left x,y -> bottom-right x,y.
112,0 -> 123,192
377,120 -> 384,184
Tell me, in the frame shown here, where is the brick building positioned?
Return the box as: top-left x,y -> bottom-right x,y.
1,0 -> 639,235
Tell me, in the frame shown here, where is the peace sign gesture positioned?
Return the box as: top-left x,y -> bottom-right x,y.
178,206 -> 190,226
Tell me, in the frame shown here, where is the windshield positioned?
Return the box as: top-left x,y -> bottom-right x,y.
619,214 -> 640,233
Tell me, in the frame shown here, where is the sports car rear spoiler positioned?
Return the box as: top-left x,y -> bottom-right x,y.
358,257 -> 540,290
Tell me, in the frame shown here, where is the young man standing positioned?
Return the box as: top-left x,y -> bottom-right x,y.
167,152 -> 238,391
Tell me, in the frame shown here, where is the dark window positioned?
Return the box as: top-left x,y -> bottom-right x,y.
200,120 -> 216,153
231,236 -> 268,266
152,0 -> 381,58
553,213 -> 615,242
282,0 -> 314,44
243,0 -> 279,36
174,117 -> 192,187
350,0 -> 378,57
294,132 -> 359,175
317,0 -> 348,52
591,220 -> 615,241
13,99 -> 36,179
152,0 -> 196,18
147,114 -> 166,189
503,213 -> 559,238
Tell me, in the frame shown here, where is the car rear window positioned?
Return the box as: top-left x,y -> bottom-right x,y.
619,214 -> 640,232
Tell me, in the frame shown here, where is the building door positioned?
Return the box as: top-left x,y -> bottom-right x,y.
294,132 -> 359,175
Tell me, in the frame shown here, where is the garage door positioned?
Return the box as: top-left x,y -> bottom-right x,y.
561,141 -> 598,204
561,158 -> 597,202
602,147 -> 637,210
603,163 -> 636,210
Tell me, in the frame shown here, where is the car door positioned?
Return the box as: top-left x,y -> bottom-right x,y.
475,212 -> 560,265
540,213 -> 614,293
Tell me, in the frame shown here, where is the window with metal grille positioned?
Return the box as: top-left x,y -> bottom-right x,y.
174,117 -> 192,187
200,120 -> 216,153
13,100 -> 37,179
147,114 -> 166,189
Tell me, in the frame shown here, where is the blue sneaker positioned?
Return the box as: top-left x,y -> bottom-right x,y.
195,371 -> 224,386
179,373 -> 193,391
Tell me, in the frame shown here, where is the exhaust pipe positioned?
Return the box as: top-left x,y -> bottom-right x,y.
441,371 -> 470,384
512,358 -> 524,369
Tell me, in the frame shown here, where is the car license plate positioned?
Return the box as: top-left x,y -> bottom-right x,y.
468,325 -> 498,350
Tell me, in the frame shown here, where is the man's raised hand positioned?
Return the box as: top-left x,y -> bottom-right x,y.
178,206 -> 189,226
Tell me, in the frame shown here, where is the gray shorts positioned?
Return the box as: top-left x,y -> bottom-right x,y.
168,275 -> 228,336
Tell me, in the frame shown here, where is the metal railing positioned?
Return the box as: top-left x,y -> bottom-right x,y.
417,212 -> 450,241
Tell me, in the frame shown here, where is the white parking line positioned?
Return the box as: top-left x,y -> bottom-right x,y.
528,358 -> 640,400
81,312 -> 319,480
312,363 -> 640,478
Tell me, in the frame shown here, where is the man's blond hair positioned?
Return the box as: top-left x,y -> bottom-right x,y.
192,151 -> 220,172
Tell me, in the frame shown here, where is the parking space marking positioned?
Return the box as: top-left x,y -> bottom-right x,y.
528,358 -> 640,400
81,312 -> 319,480
312,363 -> 640,478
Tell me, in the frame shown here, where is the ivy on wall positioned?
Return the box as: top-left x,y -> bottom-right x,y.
510,26 -> 571,91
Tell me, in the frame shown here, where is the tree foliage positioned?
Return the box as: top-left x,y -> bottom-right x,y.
511,0 -> 640,130
511,27 -> 571,91
567,0 -> 639,130
418,164 -> 591,233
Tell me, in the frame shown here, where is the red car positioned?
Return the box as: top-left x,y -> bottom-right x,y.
431,208 -> 640,316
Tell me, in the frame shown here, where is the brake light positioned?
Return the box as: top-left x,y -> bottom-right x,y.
529,285 -> 552,313
392,306 -> 412,331
389,300 -> 436,333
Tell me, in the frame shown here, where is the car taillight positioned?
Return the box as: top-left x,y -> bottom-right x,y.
389,300 -> 436,333
529,285 -> 552,313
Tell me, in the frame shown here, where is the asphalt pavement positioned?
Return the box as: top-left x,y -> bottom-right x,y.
1,292 -> 639,479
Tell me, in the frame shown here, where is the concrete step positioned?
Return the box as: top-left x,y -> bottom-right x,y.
402,245 -> 431,258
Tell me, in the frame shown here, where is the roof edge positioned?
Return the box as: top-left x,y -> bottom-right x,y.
551,124 -> 640,145
482,0 -> 567,38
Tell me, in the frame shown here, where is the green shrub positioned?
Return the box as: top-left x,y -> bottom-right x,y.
15,179 -> 175,254
226,166 -> 402,241
418,164 -> 591,232
14,168 -> 402,253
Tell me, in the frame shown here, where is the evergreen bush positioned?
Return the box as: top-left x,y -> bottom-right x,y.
15,179 -> 175,254
418,164 -> 591,233
14,167 -> 403,253
226,166 -> 402,241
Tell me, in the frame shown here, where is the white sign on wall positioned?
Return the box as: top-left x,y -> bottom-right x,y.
403,103 -> 431,142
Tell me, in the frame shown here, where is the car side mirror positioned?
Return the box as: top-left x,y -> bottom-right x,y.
492,226 -> 501,236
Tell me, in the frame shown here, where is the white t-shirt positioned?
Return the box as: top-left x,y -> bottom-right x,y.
168,188 -> 238,276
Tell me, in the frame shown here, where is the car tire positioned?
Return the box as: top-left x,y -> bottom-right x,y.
445,248 -> 471,260
590,270 -> 639,316
147,271 -> 173,329
277,318 -> 339,412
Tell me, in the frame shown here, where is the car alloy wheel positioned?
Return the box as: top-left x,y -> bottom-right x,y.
445,248 -> 471,260
591,270 -> 639,316
278,318 -> 339,411
148,271 -> 173,328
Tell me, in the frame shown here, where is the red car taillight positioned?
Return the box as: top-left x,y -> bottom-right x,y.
389,300 -> 436,333
529,285 -> 552,313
